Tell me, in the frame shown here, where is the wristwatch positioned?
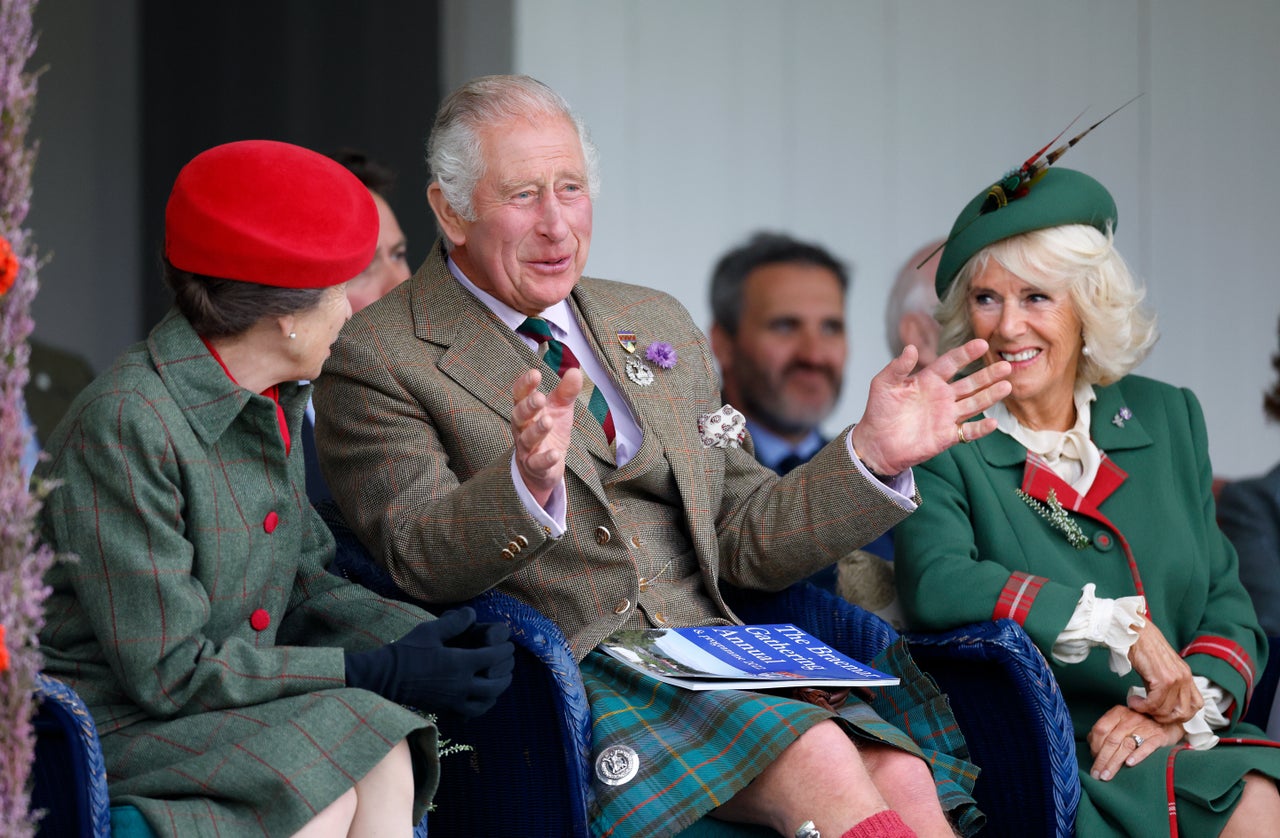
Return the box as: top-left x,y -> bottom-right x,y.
795,821 -> 821,838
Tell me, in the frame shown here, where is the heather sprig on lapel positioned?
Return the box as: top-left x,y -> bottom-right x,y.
1016,488 -> 1089,549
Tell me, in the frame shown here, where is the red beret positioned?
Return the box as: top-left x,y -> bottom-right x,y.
165,140 -> 377,288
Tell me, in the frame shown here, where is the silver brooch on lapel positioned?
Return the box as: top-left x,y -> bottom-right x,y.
626,357 -> 655,386
1112,407 -> 1133,428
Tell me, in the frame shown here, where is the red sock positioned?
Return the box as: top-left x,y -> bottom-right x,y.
840,810 -> 918,838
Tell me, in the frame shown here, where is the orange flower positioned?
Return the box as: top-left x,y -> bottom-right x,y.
0,235 -> 18,297
0,625 -> 9,672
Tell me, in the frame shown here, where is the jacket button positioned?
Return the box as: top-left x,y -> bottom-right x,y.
263,511 -> 279,533
638,577 -> 649,592
631,535 -> 642,548
1092,531 -> 1114,551
514,534 -> 529,548
595,526 -> 612,545
250,609 -> 270,631
506,540 -> 522,554
653,612 -> 667,625
501,548 -> 515,561
613,598 -> 631,615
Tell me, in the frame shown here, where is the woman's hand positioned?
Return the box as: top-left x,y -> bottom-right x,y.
1127,619 -> 1203,724
511,367 -> 581,506
1087,705 -> 1183,781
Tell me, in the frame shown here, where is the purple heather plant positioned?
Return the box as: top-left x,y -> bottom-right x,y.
0,0 -> 56,834
644,341 -> 677,370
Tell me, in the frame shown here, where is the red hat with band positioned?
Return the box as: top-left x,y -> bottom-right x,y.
165,139 -> 377,289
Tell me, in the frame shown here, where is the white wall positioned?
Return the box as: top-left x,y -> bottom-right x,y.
503,0 -> 1280,479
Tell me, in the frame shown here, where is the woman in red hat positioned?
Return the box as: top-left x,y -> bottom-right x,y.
34,140 -> 514,836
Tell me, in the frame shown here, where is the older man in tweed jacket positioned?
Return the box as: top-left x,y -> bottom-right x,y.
315,75 -> 1011,838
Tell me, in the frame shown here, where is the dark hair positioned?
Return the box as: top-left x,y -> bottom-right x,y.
1267,316 -> 1280,423
328,148 -> 397,198
164,258 -> 324,338
709,231 -> 850,336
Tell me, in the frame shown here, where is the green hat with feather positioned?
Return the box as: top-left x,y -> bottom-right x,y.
935,167 -> 1116,299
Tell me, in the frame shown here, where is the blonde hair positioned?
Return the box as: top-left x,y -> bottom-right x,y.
936,224 -> 1157,386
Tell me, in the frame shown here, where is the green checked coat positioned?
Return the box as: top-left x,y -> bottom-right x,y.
313,242 -> 983,837
895,375 -> 1280,836
36,310 -> 440,838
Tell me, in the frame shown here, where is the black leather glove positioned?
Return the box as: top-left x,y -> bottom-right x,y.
344,607 -> 515,717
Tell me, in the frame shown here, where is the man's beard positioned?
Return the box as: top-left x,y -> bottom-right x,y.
736,360 -> 841,438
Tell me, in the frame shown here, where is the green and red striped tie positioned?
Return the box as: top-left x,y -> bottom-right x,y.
518,317 -> 615,444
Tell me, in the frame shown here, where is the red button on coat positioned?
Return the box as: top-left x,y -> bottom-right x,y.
263,511 -> 279,533
250,609 -> 270,631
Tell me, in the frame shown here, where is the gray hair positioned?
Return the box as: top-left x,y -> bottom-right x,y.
709,231 -> 850,337
884,239 -> 943,356
427,74 -> 600,221
935,224 -> 1157,387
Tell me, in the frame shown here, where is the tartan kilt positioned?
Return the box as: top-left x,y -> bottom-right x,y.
101,688 -> 439,837
584,638 -> 983,838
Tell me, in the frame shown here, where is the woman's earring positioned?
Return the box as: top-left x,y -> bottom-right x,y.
1081,334 -> 1091,357
289,332 -> 297,340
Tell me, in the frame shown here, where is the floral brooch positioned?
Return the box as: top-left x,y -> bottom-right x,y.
1016,488 -> 1089,550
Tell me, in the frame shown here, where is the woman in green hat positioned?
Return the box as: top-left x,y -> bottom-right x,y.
895,166 -> 1280,834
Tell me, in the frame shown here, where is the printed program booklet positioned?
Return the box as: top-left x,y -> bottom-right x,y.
598,623 -> 899,691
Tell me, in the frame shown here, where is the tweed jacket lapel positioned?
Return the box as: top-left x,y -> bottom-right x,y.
411,245 -> 613,503
569,282 -> 710,539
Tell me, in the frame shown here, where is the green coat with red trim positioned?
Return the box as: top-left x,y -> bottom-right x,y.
896,373 -> 1280,835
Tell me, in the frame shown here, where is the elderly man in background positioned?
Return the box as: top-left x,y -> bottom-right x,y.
885,239 -> 944,372
315,74 -> 1012,838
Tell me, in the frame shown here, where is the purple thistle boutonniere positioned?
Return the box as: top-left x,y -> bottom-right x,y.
644,341 -> 677,369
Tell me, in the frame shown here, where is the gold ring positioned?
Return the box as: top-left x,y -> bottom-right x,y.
957,424 -> 969,444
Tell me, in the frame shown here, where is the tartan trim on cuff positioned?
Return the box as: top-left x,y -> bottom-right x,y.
1181,636 -> 1257,698
992,571 -> 1047,625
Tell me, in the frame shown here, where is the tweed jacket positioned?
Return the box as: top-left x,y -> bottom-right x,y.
896,375 -> 1265,730
37,310 -> 439,834
315,241 -> 911,659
